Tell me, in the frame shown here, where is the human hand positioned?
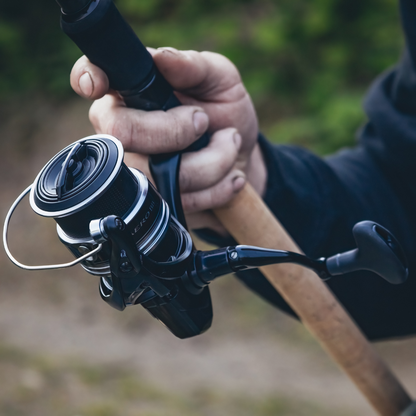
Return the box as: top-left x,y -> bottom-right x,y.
70,48 -> 266,234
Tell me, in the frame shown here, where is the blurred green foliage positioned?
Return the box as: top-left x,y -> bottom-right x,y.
0,0 -> 403,153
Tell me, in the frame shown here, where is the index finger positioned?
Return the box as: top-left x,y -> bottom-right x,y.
89,93 -> 209,155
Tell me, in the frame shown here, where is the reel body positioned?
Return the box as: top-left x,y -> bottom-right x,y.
30,134 -> 213,339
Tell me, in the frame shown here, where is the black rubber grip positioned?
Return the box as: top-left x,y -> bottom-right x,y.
61,0 -> 154,91
60,0 -> 210,226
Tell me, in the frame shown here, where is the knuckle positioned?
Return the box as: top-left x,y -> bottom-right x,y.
106,116 -> 124,138
182,193 -> 199,213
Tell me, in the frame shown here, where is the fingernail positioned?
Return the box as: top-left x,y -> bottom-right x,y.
193,111 -> 209,136
233,132 -> 242,149
79,72 -> 93,97
157,47 -> 179,55
232,174 -> 246,193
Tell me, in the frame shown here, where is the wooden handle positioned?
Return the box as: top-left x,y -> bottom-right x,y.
214,183 -> 411,416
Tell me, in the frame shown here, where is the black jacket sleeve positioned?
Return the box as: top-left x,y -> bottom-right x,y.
197,0 -> 416,341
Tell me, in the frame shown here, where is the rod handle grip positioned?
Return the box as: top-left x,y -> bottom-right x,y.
214,184 -> 411,416
61,0 -> 153,92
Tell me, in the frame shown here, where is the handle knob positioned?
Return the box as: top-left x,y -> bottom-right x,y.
326,221 -> 408,284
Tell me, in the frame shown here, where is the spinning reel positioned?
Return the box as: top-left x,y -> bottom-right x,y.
4,135 -> 409,339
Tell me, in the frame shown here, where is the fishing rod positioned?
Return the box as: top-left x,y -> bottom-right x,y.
2,0 -> 413,413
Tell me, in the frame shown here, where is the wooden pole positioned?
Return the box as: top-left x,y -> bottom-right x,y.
214,183 -> 412,416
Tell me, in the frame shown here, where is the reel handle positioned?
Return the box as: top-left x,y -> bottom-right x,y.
326,221 -> 408,284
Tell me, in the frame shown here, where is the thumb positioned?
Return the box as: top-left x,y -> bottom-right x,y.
70,56 -> 110,100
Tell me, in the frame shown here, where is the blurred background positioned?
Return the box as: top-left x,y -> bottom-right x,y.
1,0 -> 416,415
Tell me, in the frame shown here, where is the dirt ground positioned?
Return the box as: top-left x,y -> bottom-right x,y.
1,97 -> 416,416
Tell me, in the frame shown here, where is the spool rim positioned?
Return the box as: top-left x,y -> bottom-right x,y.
29,134 -> 124,218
